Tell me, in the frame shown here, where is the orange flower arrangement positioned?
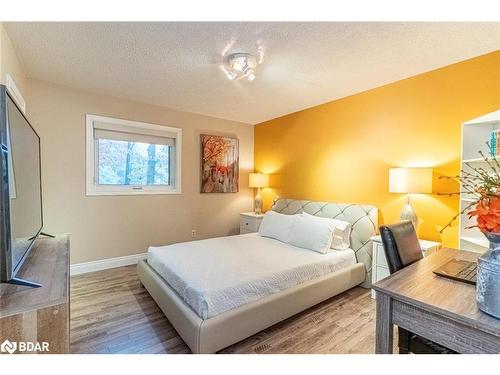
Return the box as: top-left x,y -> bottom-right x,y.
469,196 -> 500,233
441,147 -> 500,234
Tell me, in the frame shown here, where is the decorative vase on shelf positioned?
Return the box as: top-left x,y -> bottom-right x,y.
476,232 -> 500,319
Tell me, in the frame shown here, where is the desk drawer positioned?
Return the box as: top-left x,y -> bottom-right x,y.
392,299 -> 500,353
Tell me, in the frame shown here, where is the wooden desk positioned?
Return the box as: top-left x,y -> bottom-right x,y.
372,248 -> 500,354
0,235 -> 70,354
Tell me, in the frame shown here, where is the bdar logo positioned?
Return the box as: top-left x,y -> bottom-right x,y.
1,339 -> 17,354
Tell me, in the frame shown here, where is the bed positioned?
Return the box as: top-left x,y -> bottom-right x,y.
137,198 -> 378,353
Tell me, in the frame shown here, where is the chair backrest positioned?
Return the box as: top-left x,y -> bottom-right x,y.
379,221 -> 423,274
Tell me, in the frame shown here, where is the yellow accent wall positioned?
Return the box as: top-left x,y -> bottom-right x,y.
254,51 -> 500,247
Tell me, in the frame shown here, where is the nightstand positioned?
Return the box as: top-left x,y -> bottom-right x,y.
370,235 -> 441,298
240,212 -> 265,234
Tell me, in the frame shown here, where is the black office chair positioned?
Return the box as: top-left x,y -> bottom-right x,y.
379,221 -> 456,354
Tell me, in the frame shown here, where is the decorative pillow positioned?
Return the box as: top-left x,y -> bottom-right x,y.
288,213 -> 338,254
328,219 -> 351,250
300,212 -> 351,250
258,211 -> 297,243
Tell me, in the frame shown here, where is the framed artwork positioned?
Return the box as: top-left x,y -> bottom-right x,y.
200,134 -> 239,193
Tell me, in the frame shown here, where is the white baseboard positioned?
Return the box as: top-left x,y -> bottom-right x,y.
70,252 -> 147,276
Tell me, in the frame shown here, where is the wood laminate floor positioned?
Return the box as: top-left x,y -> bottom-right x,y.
70,265 -> 387,354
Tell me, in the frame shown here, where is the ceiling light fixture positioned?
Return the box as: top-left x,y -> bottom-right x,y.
224,52 -> 259,82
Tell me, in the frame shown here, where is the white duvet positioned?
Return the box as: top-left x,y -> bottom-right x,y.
147,233 -> 356,319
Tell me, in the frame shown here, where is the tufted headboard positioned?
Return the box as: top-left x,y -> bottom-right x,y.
271,198 -> 378,287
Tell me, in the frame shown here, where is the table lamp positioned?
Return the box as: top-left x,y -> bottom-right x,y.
249,173 -> 269,214
389,167 -> 432,229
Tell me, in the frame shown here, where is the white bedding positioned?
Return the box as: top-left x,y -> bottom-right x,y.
147,233 -> 357,319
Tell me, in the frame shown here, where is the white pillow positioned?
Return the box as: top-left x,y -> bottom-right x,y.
258,211 -> 296,243
288,212 -> 347,254
300,212 -> 351,250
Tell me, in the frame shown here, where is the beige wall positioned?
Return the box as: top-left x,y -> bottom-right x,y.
0,23 -> 28,95
1,24 -> 254,265
26,79 -> 254,264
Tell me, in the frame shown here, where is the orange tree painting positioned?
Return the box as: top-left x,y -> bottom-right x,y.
201,135 -> 239,193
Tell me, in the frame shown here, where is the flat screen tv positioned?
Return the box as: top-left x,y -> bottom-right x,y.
0,84 -> 44,287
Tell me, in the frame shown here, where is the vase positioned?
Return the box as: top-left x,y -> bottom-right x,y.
476,232 -> 500,319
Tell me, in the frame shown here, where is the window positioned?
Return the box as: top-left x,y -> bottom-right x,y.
86,115 -> 182,195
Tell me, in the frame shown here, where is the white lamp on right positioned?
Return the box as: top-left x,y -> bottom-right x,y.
389,167 -> 432,229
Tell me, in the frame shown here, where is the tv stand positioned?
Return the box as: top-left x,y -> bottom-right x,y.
0,235 -> 70,354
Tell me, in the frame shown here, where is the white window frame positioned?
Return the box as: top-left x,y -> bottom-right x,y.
86,114 -> 182,196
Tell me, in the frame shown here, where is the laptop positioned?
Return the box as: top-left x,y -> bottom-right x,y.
433,259 -> 477,285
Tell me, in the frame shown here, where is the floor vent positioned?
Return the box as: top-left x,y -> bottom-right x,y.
254,343 -> 271,353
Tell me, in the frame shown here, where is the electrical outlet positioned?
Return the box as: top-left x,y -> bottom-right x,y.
191,230 -> 197,238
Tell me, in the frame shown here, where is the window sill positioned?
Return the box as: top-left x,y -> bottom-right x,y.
86,188 -> 182,196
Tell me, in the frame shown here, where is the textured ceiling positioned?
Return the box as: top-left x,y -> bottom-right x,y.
5,22 -> 500,124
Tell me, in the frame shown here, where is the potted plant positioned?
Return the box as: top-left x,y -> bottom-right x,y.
441,148 -> 500,318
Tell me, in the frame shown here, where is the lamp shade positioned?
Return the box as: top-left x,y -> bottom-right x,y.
389,168 -> 432,194
249,173 -> 269,188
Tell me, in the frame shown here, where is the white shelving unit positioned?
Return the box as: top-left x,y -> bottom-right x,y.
460,109 -> 500,253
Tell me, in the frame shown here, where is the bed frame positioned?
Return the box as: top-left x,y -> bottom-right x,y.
137,198 -> 378,353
